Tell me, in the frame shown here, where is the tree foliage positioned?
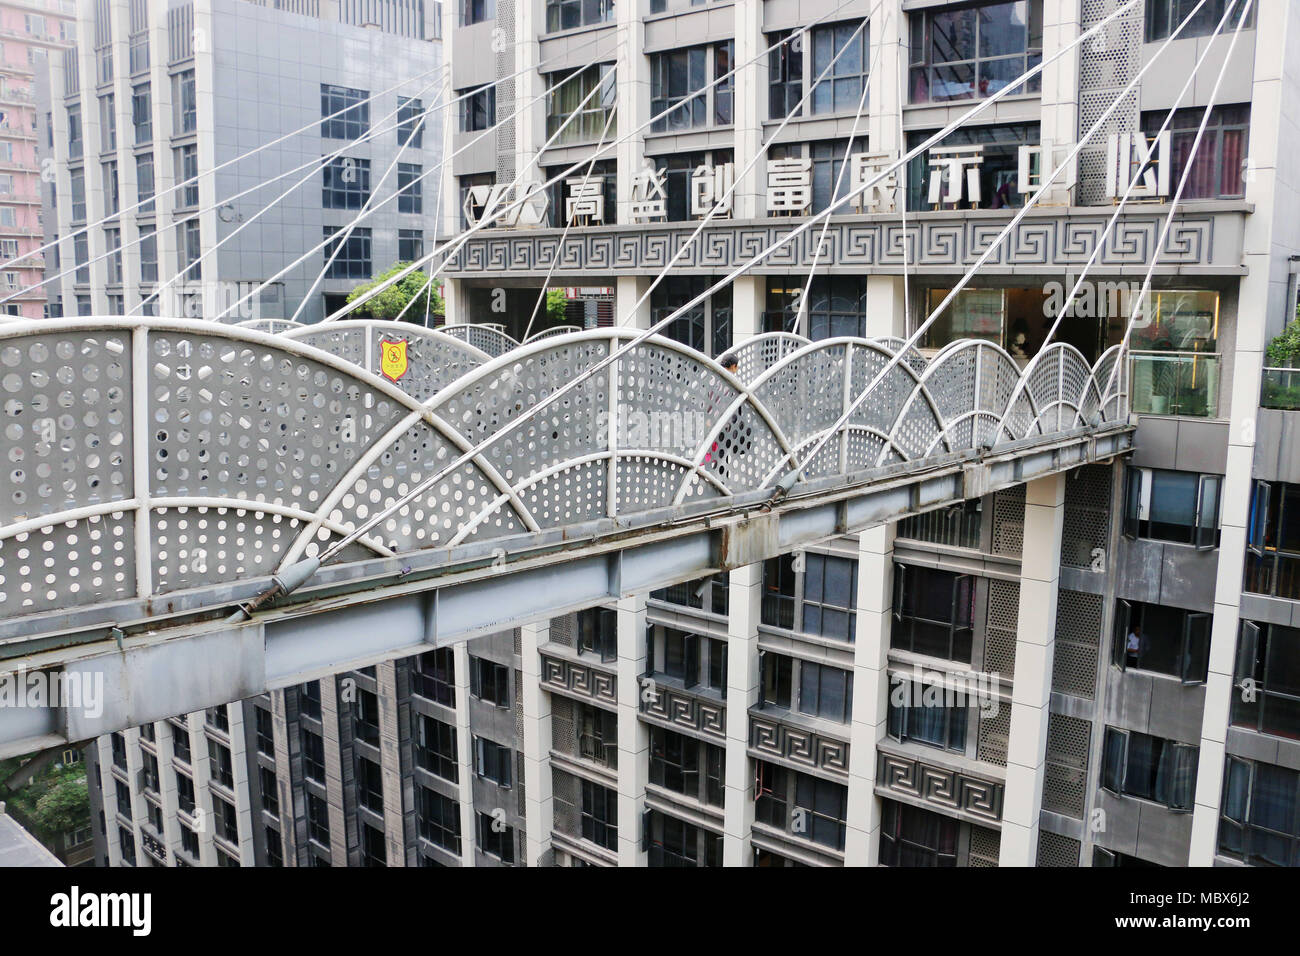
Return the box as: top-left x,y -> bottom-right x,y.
345,262 -> 443,322
545,288 -> 568,325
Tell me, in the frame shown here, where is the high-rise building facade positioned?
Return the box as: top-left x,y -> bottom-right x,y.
0,0 -> 74,319
85,0 -> 1300,868
34,0 -> 442,325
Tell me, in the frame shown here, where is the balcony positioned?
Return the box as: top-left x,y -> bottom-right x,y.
1130,351 -> 1220,418
1262,367 -> 1300,412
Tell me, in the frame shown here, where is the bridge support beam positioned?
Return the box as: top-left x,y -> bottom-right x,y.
1000,472 -> 1066,866
844,525 -> 895,866
615,593 -> 649,866
519,620 -> 554,866
722,561 -> 762,865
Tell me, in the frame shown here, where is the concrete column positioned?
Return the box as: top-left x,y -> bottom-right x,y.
864,275 -> 907,338
866,1 -> 903,161
1188,0 -> 1294,866
722,561 -> 762,866
615,275 -> 652,330
1037,1 -> 1080,204
1000,472 -> 1065,866
732,0 -> 764,220
614,592 -> 649,866
451,641 -> 477,866
518,620 -> 554,866
732,274 -> 764,340
614,2 -> 647,221
844,525 -> 894,866
442,277 -> 470,325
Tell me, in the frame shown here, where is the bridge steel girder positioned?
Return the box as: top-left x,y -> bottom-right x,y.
0,425 -> 1132,758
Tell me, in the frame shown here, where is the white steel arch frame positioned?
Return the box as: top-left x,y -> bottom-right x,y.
0,321 -> 1127,627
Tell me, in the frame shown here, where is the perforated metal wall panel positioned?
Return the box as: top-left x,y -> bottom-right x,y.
985,579 -> 1020,676
969,825 -> 1001,866
1043,713 -> 1091,818
1052,590 -> 1104,699
1062,464 -> 1113,569
991,485 -> 1025,557
1037,830 -> 1081,867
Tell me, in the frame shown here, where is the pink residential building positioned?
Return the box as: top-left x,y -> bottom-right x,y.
0,0 -> 72,318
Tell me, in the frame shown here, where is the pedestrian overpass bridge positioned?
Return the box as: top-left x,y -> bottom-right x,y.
0,317 -> 1132,757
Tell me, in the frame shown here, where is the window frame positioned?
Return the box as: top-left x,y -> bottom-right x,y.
1101,726 -> 1198,811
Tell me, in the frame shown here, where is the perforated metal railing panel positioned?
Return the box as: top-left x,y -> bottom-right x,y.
0,321 -> 1127,623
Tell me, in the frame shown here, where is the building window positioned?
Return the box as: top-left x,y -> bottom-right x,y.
753,759 -> 847,850
357,757 -> 384,814
801,553 -> 858,642
1245,480 -> 1300,600
879,799 -> 959,866
398,229 -> 423,262
396,96 -> 424,148
459,171 -> 495,230
178,218 -> 201,280
768,30 -> 804,119
207,738 -> 234,788
307,793 -> 330,847
301,729 -> 326,783
360,823 -> 386,866
714,40 -> 734,124
416,714 -> 458,782
811,20 -> 868,114
131,84 -> 151,144
476,811 -> 515,862
1101,727 -> 1197,810
264,826 -> 283,866
908,0 -> 1043,104
650,47 -> 707,132
417,787 -> 461,852
322,156 -> 370,209
136,153 -> 154,214
761,652 -> 794,709
104,227 -> 122,284
175,772 -> 195,816
544,161 -> 617,227
73,234 -> 89,284
397,163 -> 422,213
888,677 -> 969,753
544,64 -> 616,145
646,810 -> 721,867
1146,0 -> 1254,42
459,84 -> 495,131
353,687 -> 380,746
1219,757 -> 1300,866
545,0 -> 613,32
580,779 -> 617,850
798,661 -> 854,723
469,656 -> 510,706
1112,599 -> 1210,683
648,726 -> 724,806
171,722 -> 190,764
102,163 -> 119,217
99,94 -> 115,151
473,736 -> 513,787
762,553 -> 796,628
66,104 -> 82,159
212,795 -> 239,845
892,563 -> 975,663
651,573 -> 729,615
69,168 -> 86,222
320,83 -> 369,139
460,0 -> 496,26
648,275 -> 731,357
1127,288 -> 1222,417
1232,622 -> 1300,741
118,826 -> 136,866
412,648 -> 455,706
321,226 -> 371,279
180,822 -> 198,858
764,276 -> 866,339
906,122 -> 1040,210
575,702 -> 618,769
174,70 -> 195,133
259,766 -> 279,816
1122,466 -> 1221,547
576,606 -> 617,662
299,680 -> 322,720
175,144 -> 198,208
1142,104 -> 1249,200
254,707 -> 274,756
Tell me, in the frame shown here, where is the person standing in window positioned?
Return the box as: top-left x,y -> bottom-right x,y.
1126,623 -> 1142,668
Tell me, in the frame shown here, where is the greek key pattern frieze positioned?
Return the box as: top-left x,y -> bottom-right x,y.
748,714 -> 850,779
877,752 -> 1004,822
445,215 -> 1221,277
639,685 -> 727,742
539,654 -> 617,706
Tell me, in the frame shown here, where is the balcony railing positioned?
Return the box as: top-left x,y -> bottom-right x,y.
1261,367 -> 1300,411
897,505 -> 982,550
1130,351 -> 1220,418
1244,550 -> 1300,602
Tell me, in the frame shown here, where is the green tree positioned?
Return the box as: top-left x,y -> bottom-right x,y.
346,262 -> 443,322
545,288 -> 569,325
31,772 -> 88,834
